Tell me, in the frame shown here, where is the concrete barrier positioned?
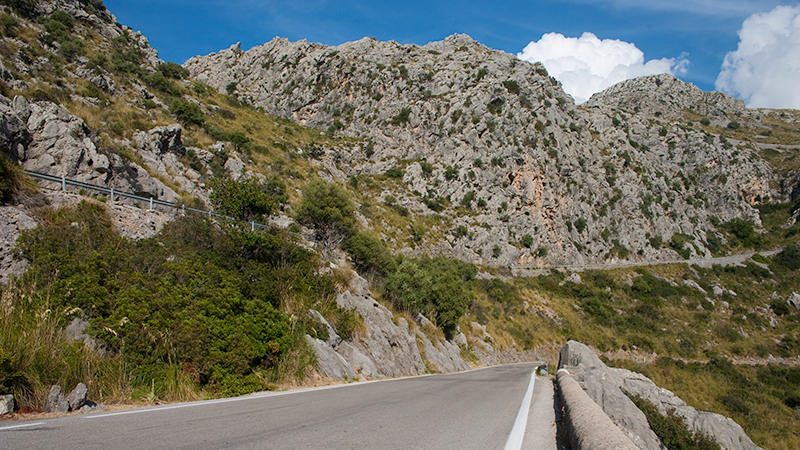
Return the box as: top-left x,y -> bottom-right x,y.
557,369 -> 639,450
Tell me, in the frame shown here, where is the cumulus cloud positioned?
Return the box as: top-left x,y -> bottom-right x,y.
715,5 -> 800,109
517,32 -> 688,104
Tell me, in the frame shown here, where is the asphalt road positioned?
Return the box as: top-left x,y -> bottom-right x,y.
1,363 -> 559,450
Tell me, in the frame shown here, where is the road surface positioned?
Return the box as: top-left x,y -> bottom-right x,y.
1,363 -> 562,450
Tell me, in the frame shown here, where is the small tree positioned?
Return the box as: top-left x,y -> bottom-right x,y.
296,180 -> 356,251
209,176 -> 285,223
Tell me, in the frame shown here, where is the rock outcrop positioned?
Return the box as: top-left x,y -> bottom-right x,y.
303,274 -> 480,380
559,340 -> 762,450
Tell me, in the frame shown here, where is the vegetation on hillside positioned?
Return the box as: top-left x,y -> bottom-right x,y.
1,201 -> 354,407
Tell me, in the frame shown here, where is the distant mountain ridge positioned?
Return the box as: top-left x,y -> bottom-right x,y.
184,34 -> 792,267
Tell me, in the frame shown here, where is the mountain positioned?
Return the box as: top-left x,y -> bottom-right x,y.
184,35 -> 797,267
1,3 -> 800,447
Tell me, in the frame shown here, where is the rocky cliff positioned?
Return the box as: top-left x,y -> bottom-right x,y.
184,35 -> 790,267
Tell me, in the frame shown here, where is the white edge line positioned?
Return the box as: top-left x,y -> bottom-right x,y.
0,422 -> 44,431
85,362 -> 546,420
504,369 -> 537,450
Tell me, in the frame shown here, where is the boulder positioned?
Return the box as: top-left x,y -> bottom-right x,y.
46,385 -> 69,413
0,394 -> 13,415
787,292 -> 800,309
66,382 -> 88,411
416,331 -> 470,373
335,341 -> 379,379
133,124 -> 185,157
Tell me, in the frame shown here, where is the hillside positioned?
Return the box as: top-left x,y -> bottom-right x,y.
185,36 -> 799,267
1,1 -> 800,448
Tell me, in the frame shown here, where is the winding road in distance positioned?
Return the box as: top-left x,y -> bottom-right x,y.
1,363 -> 562,450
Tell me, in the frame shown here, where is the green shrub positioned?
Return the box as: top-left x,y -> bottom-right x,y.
720,218 -> 762,249
170,99 -> 205,126
11,203 -> 333,401
384,256 -> 476,338
626,391 -> 721,450
521,234 -> 534,248
208,176 -> 285,222
344,232 -> 396,276
460,191 -> 475,208
159,62 -> 190,79
773,244 -> 800,270
296,179 -> 356,249
390,107 -> 411,125
384,167 -> 403,178
502,80 -> 520,95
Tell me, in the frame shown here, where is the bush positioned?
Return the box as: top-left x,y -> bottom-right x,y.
170,99 -> 205,126
521,234 -> 534,248
296,180 -> 356,250
626,392 -> 721,450
208,176 -> 286,222
720,218 -> 762,249
390,107 -> 412,126
159,62 -> 190,79
384,256 -> 476,338
344,232 -> 396,276
11,203 -> 334,401
773,244 -> 800,270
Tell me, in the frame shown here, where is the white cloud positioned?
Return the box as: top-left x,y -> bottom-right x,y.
517,32 -> 688,104
715,5 -> 800,109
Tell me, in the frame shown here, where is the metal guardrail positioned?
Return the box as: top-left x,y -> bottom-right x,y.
24,170 -> 270,232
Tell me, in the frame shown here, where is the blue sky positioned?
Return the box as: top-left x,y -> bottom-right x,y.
103,0 -> 800,107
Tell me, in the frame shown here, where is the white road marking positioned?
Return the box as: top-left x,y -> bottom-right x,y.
0,422 -> 44,431
504,370 -> 536,450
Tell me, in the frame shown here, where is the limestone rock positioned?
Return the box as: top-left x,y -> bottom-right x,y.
184,35 -> 777,267
416,331 -> 470,373
787,292 -> 800,309
46,385 -> 69,413
335,290 -> 426,377
66,382 -> 88,411
134,124 -> 185,157
0,205 -> 37,284
305,335 -> 357,380
335,340 -> 379,379
560,340 -> 762,450
682,279 -> 707,294
0,394 -> 13,415
308,309 -> 342,348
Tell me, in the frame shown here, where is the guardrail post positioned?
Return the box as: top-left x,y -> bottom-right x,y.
251,221 -> 255,232
149,198 -> 153,210
110,187 -> 114,202
61,176 -> 66,191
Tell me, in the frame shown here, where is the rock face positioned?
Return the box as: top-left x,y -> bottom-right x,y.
0,204 -> 37,284
185,35 -> 779,267
559,340 -> 762,450
0,94 -> 182,204
335,290 -> 427,377
304,275 -> 476,380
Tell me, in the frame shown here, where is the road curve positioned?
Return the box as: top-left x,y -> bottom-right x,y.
1,363 -> 557,450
